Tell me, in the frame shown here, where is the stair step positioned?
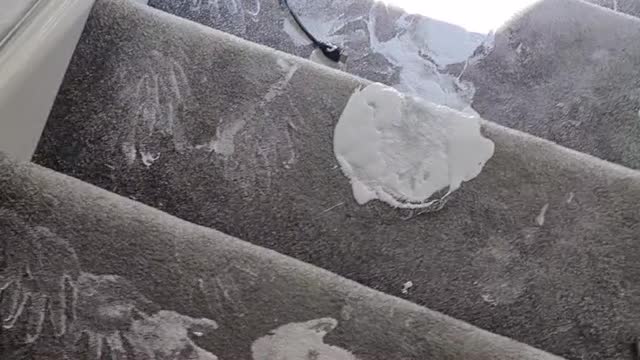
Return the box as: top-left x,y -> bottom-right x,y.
0,150 -> 563,359
466,0 -> 640,170
149,0 -> 640,171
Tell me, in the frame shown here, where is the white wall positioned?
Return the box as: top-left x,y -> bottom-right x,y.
0,0 -> 95,161
0,0 -> 38,40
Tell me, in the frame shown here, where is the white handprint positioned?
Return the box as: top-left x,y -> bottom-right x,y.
1,210 -> 219,359
0,209 -> 80,342
117,50 -> 192,164
65,273 -> 219,360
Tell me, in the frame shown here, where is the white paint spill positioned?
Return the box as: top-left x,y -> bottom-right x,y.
482,294 -> 497,305
128,311 -> 219,360
215,119 -> 246,155
340,305 -> 354,321
276,58 -> 292,72
251,318 -> 358,360
97,303 -> 135,320
566,192 -> 575,204
140,151 -> 160,167
401,281 -> 413,294
122,142 -> 137,165
283,17 -> 313,46
293,5 -> 487,111
365,10 -> 481,112
197,58 -> 298,159
334,83 -> 495,209
535,203 -> 549,226
242,0 -> 261,17
197,119 -> 246,156
265,61 -> 299,102
317,202 -> 345,216
515,43 -> 524,55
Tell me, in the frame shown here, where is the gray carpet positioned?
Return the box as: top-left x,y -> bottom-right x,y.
148,0 -> 640,171
0,152 -> 562,359
465,0 -> 640,169
147,0 -> 485,110
31,0 -> 640,359
586,0 -> 640,18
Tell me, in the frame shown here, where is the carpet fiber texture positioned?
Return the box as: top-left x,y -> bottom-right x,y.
28,1 -> 640,359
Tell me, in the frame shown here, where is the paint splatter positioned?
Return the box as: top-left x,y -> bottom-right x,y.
334,83 -> 494,209
252,318 -> 359,360
195,119 -> 246,157
0,209 -> 80,341
265,60 -> 298,103
140,151 -> 160,167
473,236 -> 531,305
189,0 -> 261,35
536,203 -> 549,226
122,142 -> 137,165
67,273 -> 219,360
481,294 -> 497,306
210,59 -> 299,197
566,192 -> 575,204
401,281 -> 413,294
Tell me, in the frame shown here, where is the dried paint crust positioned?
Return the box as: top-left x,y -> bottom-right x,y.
334,83 -> 494,209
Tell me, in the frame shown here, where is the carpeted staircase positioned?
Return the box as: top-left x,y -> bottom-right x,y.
2,0 -> 640,359
466,0 -> 640,170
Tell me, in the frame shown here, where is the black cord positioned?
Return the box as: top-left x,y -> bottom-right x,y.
281,0 -> 345,63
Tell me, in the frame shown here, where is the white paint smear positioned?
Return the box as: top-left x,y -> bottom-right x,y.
401,281 -> 413,294
252,318 -> 358,360
71,273 -> 220,360
334,83 -> 494,208
127,310 -> 219,360
122,142 -> 137,165
536,203 -> 549,226
194,119 -> 246,156
283,17 -> 313,46
140,151 -> 160,167
365,10 -> 481,112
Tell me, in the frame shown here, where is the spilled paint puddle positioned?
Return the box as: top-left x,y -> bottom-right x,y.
333,83 -> 494,209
